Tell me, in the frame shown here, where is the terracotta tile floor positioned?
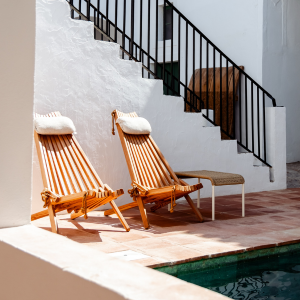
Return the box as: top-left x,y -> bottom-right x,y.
32,188 -> 300,268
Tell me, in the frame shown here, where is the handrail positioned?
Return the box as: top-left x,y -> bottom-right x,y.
67,0 -> 276,167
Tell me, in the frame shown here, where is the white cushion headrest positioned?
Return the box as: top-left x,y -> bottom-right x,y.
34,116 -> 76,135
116,116 -> 152,135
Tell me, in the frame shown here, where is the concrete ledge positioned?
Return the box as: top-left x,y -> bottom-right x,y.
0,225 -> 229,300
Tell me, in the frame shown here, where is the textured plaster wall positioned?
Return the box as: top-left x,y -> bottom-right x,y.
262,0 -> 300,163
0,1 -> 35,227
32,0 -> 286,214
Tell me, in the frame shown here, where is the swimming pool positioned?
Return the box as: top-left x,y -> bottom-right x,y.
178,250 -> 300,299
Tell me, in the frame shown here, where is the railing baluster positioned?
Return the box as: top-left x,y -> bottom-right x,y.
178,15 -> 181,97
263,93 -> 266,162
206,40 -> 209,118
130,0 -> 134,57
147,0 -> 150,78
213,47 -> 215,122
226,59 -> 229,134
163,0 -> 166,84
122,0 -> 126,56
97,0 -> 100,29
257,86 -> 260,157
232,65 -> 235,139
155,0 -> 158,75
87,0 -> 91,19
171,4 -> 174,93
239,70 -> 242,143
185,21 -> 188,109
251,81 -> 254,153
139,0 -> 142,62
200,36 -> 202,111
106,0 -> 109,35
220,53 -> 222,131
79,0 -> 82,19
115,0 -> 118,42
94,9 -> 96,39
192,29 -> 195,109
245,76 -> 248,149
70,0 -> 74,18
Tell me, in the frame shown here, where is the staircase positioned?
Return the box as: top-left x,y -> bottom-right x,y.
67,0 -> 277,167
32,0 -> 286,211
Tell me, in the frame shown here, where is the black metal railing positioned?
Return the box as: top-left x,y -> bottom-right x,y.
67,0 -> 277,167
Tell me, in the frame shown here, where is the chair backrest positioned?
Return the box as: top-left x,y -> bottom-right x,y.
113,110 -> 180,189
34,112 -> 104,196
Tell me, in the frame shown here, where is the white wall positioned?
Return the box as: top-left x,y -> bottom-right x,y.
0,1 -> 35,227
32,0 -> 286,214
262,0 -> 300,163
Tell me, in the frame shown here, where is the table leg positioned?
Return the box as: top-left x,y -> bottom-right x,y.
212,185 -> 215,221
168,204 -> 171,211
242,183 -> 245,217
197,178 -> 200,208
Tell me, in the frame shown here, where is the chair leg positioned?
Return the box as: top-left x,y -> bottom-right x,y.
212,185 -> 215,221
48,204 -> 59,234
197,178 -> 201,208
184,195 -> 203,222
109,200 -> 130,232
242,184 -> 245,217
136,196 -> 150,229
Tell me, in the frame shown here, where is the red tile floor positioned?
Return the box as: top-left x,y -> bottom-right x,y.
32,188 -> 300,268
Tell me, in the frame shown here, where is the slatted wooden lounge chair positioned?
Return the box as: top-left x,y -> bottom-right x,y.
104,110 -> 204,229
31,111 -> 130,234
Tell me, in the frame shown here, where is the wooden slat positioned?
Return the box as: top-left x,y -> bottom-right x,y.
131,134 -> 156,188
50,135 -> 73,195
140,135 -> 166,187
45,135 -> 68,195
41,135 -> 63,195
145,137 -> 173,185
123,132 -> 140,183
69,137 -> 95,190
61,135 -> 90,191
72,136 -> 104,188
34,131 -> 50,189
149,136 -> 181,184
126,134 -> 150,187
57,135 -> 82,193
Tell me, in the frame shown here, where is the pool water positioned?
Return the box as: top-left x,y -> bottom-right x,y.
178,251 -> 300,299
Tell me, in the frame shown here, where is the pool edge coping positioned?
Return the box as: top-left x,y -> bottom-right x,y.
150,239 -> 300,276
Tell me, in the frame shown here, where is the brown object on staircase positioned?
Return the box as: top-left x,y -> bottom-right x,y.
31,111 -> 130,234
104,110 -> 204,229
186,66 -> 244,139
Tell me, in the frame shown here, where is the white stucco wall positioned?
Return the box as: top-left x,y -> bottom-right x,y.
0,1 -> 35,227
32,0 -> 286,214
262,0 -> 300,163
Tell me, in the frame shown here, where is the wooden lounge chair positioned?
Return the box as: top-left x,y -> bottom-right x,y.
104,110 -> 204,229
31,112 -> 130,233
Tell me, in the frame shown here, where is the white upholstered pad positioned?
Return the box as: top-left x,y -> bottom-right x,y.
34,116 -> 76,135
116,116 -> 152,135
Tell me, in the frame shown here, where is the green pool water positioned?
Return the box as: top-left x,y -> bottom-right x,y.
177,250 -> 300,299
